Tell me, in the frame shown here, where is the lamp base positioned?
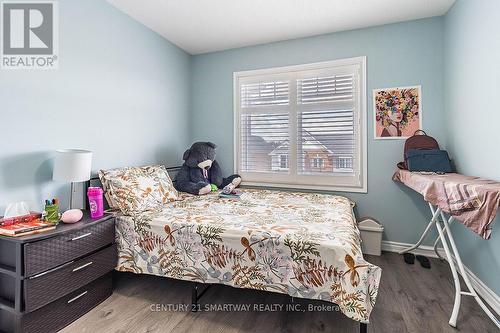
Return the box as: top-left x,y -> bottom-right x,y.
69,182 -> 75,210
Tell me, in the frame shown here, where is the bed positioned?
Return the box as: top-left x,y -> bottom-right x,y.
113,188 -> 382,326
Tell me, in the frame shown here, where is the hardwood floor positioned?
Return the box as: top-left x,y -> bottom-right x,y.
61,252 -> 498,333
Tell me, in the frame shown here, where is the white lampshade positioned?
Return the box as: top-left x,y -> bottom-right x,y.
53,149 -> 92,182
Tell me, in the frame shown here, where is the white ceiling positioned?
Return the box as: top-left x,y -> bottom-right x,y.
107,0 -> 455,55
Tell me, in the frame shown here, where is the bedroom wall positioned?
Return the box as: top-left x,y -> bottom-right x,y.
190,17 -> 445,246
0,0 -> 191,212
444,0 -> 500,295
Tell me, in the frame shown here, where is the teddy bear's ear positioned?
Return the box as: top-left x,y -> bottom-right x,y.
206,142 -> 217,149
182,149 -> 191,160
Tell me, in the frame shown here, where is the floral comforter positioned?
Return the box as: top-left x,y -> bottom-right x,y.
115,189 -> 381,323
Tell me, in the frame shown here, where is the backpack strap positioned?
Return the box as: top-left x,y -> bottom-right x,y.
413,130 -> 427,136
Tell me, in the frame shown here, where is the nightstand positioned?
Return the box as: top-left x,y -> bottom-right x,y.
0,212 -> 116,333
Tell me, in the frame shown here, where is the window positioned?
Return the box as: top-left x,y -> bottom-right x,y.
234,57 -> 367,192
280,155 -> 289,169
335,156 -> 353,171
312,157 -> 323,169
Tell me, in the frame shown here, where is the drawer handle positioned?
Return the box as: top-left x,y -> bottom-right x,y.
29,261 -> 74,279
72,261 -> 93,272
70,232 -> 92,241
67,291 -> 88,304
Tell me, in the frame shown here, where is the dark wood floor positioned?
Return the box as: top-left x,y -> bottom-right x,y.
61,252 -> 498,333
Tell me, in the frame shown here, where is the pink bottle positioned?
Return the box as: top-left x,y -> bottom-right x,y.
87,187 -> 104,219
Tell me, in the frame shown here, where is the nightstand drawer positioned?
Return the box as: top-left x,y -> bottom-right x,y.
21,273 -> 112,333
24,218 -> 115,277
24,244 -> 116,312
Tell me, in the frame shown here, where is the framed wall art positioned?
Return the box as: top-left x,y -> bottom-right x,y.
373,86 -> 422,139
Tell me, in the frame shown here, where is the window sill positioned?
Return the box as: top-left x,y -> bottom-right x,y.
241,181 -> 367,194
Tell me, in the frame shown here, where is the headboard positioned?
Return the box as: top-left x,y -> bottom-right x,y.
85,165 -> 182,210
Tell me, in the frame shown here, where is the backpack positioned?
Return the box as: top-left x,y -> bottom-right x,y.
397,130 -> 439,170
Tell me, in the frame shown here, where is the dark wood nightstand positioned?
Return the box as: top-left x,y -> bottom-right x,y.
0,212 -> 116,333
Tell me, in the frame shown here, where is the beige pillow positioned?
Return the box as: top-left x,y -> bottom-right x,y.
98,171 -> 119,210
98,165 -> 178,214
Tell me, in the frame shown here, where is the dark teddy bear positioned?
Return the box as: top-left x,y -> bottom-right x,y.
174,142 -> 241,195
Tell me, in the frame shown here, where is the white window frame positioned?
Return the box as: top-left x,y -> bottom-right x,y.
312,156 -> 324,169
279,154 -> 289,170
233,57 -> 367,193
335,156 -> 354,171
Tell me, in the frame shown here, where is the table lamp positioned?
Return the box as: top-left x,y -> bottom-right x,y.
53,149 -> 92,209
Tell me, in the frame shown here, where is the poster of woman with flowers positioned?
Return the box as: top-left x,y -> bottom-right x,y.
373,86 -> 422,139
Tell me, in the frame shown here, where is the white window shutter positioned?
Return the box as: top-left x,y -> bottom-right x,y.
297,109 -> 355,175
241,81 -> 289,107
234,57 -> 366,192
240,113 -> 289,173
297,74 -> 354,104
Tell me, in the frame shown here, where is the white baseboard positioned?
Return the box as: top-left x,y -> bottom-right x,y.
381,240 -> 445,258
381,240 -> 500,316
458,261 -> 500,316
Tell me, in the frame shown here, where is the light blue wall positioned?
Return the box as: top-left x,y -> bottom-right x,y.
2,0 -> 497,296
0,0 -> 191,212
444,0 -> 500,295
191,18 -> 446,245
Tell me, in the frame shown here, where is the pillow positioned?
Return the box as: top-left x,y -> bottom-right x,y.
98,172 -> 119,210
98,165 -> 178,214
